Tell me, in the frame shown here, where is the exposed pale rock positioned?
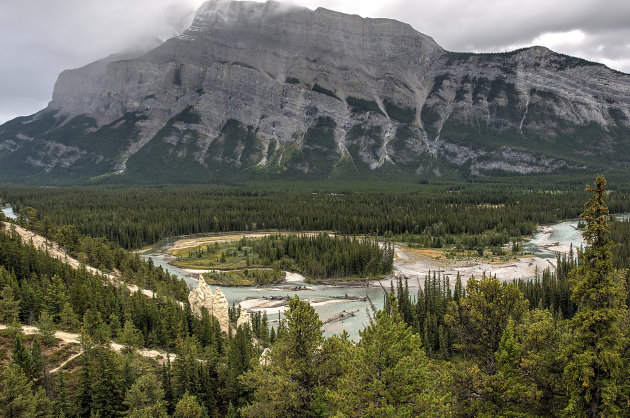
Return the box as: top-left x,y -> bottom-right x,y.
236,308 -> 251,329
188,279 -> 230,333
259,347 -> 271,366
212,288 -> 230,333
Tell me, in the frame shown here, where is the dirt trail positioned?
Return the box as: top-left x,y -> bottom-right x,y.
1,221 -> 155,298
0,324 -> 176,372
50,352 -> 83,373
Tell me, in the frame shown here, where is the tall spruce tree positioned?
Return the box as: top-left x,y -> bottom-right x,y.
54,371 -> 71,417
11,332 -> 33,378
447,276 -> 528,373
123,373 -> 168,417
564,175 -> 628,416
240,296 -> 343,417
0,364 -> 53,417
329,297 -> 451,416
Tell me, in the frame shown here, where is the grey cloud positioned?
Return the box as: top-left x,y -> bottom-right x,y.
0,0 -> 200,123
368,0 -> 630,71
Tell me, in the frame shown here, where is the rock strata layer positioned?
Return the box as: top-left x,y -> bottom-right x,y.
1,0 -> 629,182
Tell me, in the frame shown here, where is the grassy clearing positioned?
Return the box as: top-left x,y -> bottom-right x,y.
170,240 -> 263,270
409,246 -> 527,264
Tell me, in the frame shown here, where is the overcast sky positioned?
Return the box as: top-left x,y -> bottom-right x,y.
1,0 -> 628,124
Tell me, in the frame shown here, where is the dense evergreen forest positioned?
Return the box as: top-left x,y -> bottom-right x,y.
1,176 -> 630,416
3,181 -> 630,251
0,206 -> 189,301
252,234 -> 393,280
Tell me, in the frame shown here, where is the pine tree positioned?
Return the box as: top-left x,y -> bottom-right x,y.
77,345 -> 125,417
44,274 -> 68,322
120,319 -> 144,352
54,371 -> 71,417
225,325 -> 254,408
329,296 -> 451,416
124,373 -> 168,417
109,313 -> 121,339
161,357 -> 175,415
59,302 -> 79,331
241,296 -> 337,417
12,332 -> 33,378
37,311 -> 57,346
447,276 -> 528,373
82,308 -> 110,344
0,286 -> 20,323
173,337 -> 202,401
0,364 -> 53,417
226,402 -> 239,418
564,175 -> 628,416
30,337 -> 45,382
173,392 -> 204,418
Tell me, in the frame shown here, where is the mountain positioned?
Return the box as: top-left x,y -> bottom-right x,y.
1,0 -> 629,184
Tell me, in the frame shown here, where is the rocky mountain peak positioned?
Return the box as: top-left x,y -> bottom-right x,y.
1,0 -> 629,183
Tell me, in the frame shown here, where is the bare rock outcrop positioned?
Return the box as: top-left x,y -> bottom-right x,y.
236,309 -> 251,329
188,279 -> 230,333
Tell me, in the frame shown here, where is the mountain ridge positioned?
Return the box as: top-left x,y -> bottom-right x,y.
1,0 -> 629,183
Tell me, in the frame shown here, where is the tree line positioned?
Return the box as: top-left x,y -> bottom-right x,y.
4,182 -> 630,251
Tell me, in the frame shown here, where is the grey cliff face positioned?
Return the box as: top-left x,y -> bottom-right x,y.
1,0 -> 629,182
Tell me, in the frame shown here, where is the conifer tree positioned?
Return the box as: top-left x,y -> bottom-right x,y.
54,371 -> 71,417
12,332 -> 33,378
82,308 -> 110,344
44,274 -> 68,322
330,297 -> 451,416
0,286 -> 20,323
109,313 -> 121,339
225,325 -> 254,408
173,392 -> 204,418
447,276 -> 528,373
173,337 -> 202,401
564,175 -> 628,416
124,373 -> 168,417
161,357 -> 175,415
0,364 -> 53,417
59,302 -> 79,331
30,337 -> 45,382
120,319 -> 144,352
241,296 -> 340,417
77,345 -> 125,417
37,311 -> 57,346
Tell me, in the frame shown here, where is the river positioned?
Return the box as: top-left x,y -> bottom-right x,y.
1,206 -> 17,219
140,218 -> 591,339
143,238 -> 387,338
0,202 -> 601,339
